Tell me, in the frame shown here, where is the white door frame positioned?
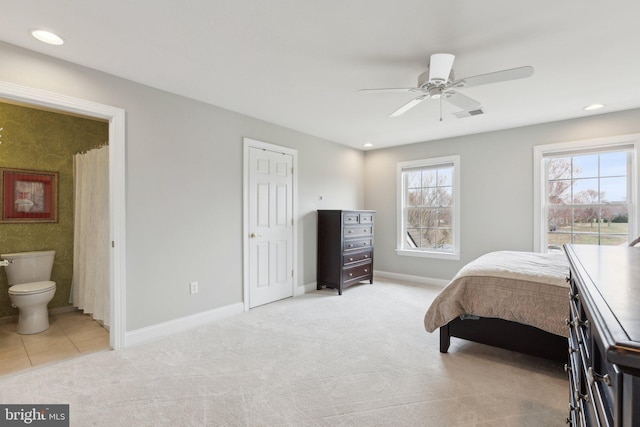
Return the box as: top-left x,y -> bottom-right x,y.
0,80 -> 127,350
243,138 -> 298,311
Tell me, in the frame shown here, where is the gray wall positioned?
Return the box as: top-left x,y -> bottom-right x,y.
365,109 -> 640,281
3,39 -> 640,331
0,42 -> 365,330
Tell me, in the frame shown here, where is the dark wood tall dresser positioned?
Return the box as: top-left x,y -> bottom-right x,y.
564,244 -> 640,427
317,210 -> 375,295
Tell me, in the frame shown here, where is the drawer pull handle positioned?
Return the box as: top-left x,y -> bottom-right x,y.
568,403 -> 581,416
588,367 -> 611,387
363,242 -> 368,246
575,317 -> 589,328
568,346 -> 578,354
349,258 -> 354,261
565,276 -> 571,283
574,390 -> 589,403
349,273 -> 353,277
348,244 -> 353,248
364,255 -> 368,258
364,269 -> 368,273
348,230 -> 353,233
566,317 -> 589,328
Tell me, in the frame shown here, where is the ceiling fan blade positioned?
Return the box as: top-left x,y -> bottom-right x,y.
358,88 -> 417,94
389,95 -> 428,117
429,53 -> 455,82
445,91 -> 481,111
452,66 -> 534,88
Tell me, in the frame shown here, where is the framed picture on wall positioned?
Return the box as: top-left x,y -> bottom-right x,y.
0,168 -> 59,223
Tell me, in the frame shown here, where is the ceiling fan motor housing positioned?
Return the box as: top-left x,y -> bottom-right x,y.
418,68 -> 456,88
418,70 -> 430,88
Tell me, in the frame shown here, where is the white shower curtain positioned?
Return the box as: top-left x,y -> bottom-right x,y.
71,145 -> 110,327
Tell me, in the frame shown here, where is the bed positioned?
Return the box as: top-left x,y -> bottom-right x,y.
424,250 -> 570,362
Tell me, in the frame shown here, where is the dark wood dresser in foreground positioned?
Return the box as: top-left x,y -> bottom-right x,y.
564,244 -> 640,426
317,210 -> 375,295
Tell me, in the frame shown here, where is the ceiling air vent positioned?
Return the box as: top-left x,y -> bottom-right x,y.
452,108 -> 484,119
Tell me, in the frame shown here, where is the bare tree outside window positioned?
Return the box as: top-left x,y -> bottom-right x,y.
405,167 -> 453,251
545,151 -> 629,251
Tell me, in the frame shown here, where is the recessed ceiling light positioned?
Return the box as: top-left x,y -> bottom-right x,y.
584,103 -> 604,111
363,143 -> 373,148
31,30 -> 64,46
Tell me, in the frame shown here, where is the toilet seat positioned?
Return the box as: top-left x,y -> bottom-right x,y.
9,281 -> 56,295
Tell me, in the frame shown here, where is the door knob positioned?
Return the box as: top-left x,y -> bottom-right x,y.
250,232 -> 262,238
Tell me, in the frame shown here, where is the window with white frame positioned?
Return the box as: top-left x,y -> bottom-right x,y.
397,155 -> 460,260
534,136 -> 638,253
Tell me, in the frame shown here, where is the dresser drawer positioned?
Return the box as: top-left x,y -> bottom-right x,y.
343,212 -> 374,225
344,238 -> 372,252
567,349 -> 585,426
343,249 -> 372,265
359,213 -> 374,224
343,261 -> 372,283
344,225 -> 373,238
569,294 -> 591,363
589,340 -> 621,427
343,213 -> 360,224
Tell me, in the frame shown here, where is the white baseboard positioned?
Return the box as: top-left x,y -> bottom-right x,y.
296,282 -> 318,296
374,270 -> 449,287
297,273 -> 449,295
125,302 -> 244,347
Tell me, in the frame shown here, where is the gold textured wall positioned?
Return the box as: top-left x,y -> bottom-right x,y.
0,102 -> 108,318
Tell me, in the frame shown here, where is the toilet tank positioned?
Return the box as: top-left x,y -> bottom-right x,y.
1,250 -> 55,286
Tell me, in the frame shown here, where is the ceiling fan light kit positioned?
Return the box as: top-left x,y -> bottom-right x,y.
359,53 -> 534,120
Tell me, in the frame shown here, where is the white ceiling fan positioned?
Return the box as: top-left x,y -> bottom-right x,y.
359,53 -> 534,119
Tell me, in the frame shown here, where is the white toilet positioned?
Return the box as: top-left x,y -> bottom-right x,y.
1,250 -> 56,334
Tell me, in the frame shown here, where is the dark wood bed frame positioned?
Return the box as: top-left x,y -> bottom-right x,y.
440,316 -> 568,363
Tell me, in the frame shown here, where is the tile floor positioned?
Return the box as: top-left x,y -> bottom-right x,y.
0,310 -> 110,377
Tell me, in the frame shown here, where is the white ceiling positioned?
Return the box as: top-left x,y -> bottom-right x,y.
2,1 -> 640,150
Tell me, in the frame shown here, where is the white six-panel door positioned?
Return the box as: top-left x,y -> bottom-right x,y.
248,146 -> 294,308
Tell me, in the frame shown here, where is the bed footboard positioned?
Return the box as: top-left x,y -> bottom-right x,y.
440,317 -> 567,362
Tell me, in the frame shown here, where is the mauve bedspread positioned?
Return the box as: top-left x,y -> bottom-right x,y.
424,251 -> 570,337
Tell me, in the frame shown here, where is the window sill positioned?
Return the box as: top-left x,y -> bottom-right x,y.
395,248 -> 460,261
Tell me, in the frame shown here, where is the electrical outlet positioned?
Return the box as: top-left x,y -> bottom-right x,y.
190,281 -> 198,294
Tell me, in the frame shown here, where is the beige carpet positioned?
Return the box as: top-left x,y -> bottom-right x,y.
0,279 -> 568,426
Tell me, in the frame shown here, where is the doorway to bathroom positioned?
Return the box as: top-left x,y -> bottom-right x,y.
0,81 -> 126,354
